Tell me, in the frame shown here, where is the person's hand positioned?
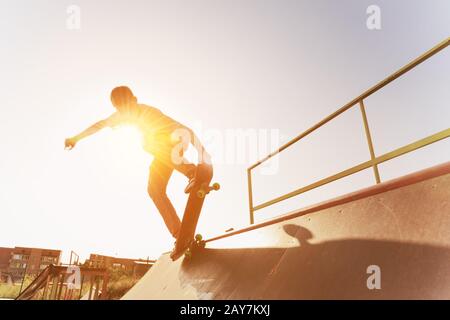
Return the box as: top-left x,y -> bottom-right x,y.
64,137 -> 78,150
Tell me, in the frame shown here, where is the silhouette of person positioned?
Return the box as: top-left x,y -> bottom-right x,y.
65,86 -> 211,239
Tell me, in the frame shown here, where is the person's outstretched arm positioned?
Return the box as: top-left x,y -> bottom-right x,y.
65,113 -> 118,150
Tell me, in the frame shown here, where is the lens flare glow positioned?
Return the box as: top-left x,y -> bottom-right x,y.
110,125 -> 144,151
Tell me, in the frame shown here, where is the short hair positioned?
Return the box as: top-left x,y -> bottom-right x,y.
110,86 -> 135,106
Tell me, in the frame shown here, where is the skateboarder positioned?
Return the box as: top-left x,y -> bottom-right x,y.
65,86 -> 211,239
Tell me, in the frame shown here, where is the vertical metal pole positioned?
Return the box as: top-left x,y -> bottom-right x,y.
247,168 -> 255,224
18,262 -> 29,295
42,273 -> 50,300
56,273 -> 64,300
78,274 -> 85,300
51,275 -> 59,300
88,276 -> 94,300
100,272 -> 109,300
94,276 -> 100,300
359,100 -> 381,184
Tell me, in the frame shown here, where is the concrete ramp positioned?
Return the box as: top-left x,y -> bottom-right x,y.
123,162 -> 450,300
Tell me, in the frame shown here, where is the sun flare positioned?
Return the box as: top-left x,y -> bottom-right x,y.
110,125 -> 144,151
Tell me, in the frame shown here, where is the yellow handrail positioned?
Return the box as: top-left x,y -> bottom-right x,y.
247,37 -> 450,224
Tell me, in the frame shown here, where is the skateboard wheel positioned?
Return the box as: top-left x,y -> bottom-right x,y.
197,190 -> 206,198
212,183 -> 220,191
195,234 -> 203,242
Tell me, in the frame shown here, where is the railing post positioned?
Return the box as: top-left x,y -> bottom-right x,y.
88,275 -> 94,300
100,271 -> 109,300
42,273 -> 50,300
359,100 -> 381,184
247,168 -> 255,224
78,274 -> 85,300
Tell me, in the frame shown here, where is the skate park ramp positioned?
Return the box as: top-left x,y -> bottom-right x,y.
122,162 -> 450,300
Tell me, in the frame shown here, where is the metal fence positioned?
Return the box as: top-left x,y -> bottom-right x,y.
247,38 -> 450,224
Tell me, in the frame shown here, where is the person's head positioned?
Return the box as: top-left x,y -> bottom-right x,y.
110,86 -> 137,111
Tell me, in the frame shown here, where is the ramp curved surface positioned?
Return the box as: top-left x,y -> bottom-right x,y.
123,162 -> 450,299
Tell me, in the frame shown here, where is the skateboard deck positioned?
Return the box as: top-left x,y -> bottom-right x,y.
170,163 -> 218,261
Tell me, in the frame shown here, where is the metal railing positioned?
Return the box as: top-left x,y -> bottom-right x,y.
247,37 -> 450,224
15,264 -> 109,300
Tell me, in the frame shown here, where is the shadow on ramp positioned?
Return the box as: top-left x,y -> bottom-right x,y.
178,224 -> 450,299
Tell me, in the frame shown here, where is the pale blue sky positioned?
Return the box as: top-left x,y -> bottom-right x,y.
0,0 -> 449,262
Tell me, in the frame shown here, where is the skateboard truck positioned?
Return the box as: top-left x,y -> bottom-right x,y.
197,183 -> 220,198
185,179 -> 220,198
184,234 -> 205,259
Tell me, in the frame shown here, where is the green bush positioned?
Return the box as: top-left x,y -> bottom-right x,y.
0,276 -> 34,299
106,268 -> 139,300
0,283 -> 21,299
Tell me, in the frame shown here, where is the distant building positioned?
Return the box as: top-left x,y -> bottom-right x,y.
85,254 -> 154,277
3,247 -> 61,282
0,247 -> 14,282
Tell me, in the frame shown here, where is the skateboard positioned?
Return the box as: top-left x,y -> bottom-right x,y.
170,163 -> 220,261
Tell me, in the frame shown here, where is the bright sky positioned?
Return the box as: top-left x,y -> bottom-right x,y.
1,0 -> 449,263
